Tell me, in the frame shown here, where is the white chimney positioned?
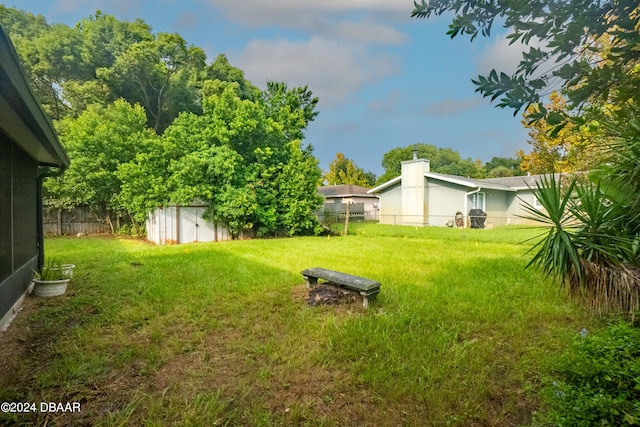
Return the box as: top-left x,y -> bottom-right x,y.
400,157 -> 430,225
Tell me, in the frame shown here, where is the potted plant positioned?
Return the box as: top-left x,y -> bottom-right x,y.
51,263 -> 76,279
33,259 -> 70,297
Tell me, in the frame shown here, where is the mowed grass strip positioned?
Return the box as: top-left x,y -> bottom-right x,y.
0,224 -> 599,426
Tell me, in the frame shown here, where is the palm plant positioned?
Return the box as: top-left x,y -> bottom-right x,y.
521,174 -> 640,315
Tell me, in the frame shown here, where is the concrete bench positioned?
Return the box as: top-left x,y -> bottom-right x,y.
301,267 -> 381,308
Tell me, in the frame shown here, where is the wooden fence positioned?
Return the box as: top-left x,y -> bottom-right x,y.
43,207 -> 112,236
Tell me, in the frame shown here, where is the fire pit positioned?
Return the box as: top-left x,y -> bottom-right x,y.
307,284 -> 359,306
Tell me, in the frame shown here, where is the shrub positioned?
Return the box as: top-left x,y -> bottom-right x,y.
534,321 -> 640,426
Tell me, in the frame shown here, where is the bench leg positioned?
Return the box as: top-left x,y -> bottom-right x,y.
304,276 -> 318,289
360,292 -> 379,308
360,292 -> 369,308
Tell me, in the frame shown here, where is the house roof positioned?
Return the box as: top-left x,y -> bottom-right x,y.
425,173 -> 516,191
483,173 -> 563,190
0,25 -> 69,168
368,177 -> 401,194
368,171 -> 558,194
318,184 -> 378,198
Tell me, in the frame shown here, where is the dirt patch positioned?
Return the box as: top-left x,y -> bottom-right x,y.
291,284 -> 363,307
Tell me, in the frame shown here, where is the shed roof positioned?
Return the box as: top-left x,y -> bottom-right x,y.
0,25 -> 69,167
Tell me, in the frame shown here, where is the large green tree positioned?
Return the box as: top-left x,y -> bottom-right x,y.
97,31 -> 206,132
46,99 -> 159,231
484,156 -> 524,177
3,6 -> 323,238
324,153 -> 375,187
0,7 -> 251,132
205,54 -> 257,101
517,92 -> 608,174
119,83 -> 323,238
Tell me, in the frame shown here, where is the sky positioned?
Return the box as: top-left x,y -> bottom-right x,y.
3,0 -> 533,176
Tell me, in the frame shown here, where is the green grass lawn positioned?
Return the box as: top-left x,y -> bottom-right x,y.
0,224 -> 602,426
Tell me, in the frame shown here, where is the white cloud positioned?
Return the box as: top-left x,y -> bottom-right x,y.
423,97 -> 484,116
327,19 -> 407,45
475,34 -> 548,76
205,0 -> 411,45
476,36 -> 526,76
206,0 -> 410,18
230,37 -> 400,107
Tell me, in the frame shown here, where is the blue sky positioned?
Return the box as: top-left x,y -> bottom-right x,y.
4,0 -> 532,176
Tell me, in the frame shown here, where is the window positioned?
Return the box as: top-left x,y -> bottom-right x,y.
533,195 -> 543,209
471,192 -> 485,210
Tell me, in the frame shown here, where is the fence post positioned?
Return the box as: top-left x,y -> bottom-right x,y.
57,209 -> 62,236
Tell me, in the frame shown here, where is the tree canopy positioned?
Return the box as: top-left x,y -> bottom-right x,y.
2,6 -> 324,238
517,92 -> 607,174
45,100 -> 159,231
324,153 -> 376,187
376,143 -> 489,184
119,84 -> 323,238
412,0 -> 640,122
0,8 -> 250,132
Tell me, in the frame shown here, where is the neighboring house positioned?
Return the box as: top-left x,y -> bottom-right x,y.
368,156 -> 552,227
317,184 -> 380,221
0,25 -> 70,330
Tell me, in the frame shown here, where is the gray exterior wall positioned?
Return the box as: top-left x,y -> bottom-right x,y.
484,190 -> 510,226
379,183 -> 403,224
0,25 -> 69,330
427,179 -> 467,226
510,190 -> 546,225
373,164 -> 551,228
0,136 -> 38,328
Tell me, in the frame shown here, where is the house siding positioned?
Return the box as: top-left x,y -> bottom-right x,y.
484,190 -> 509,226
379,183 -> 403,224
427,180 -> 467,226
512,190 -> 544,225
371,164 -> 555,228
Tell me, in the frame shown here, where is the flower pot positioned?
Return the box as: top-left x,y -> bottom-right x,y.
51,264 -> 76,279
33,279 -> 70,297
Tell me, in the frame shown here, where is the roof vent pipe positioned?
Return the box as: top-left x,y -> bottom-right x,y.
412,150 -> 418,160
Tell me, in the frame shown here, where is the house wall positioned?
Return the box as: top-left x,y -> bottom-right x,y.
510,190 -> 545,225
484,190 -> 510,226
0,137 -> 38,330
378,183 -> 403,225
426,180 -> 467,226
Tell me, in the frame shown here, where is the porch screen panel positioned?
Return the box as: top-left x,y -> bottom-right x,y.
11,143 -> 37,268
0,136 -> 11,281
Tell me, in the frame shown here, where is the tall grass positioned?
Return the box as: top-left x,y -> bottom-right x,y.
0,224 -> 599,426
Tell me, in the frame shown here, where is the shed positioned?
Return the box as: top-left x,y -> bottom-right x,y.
146,201 -> 237,244
0,25 -> 70,329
